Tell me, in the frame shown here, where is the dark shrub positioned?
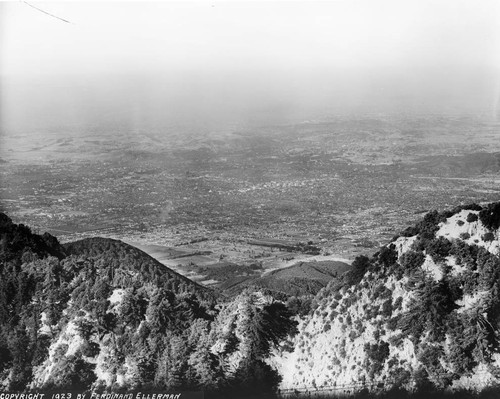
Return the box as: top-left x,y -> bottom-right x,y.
459,232 -> 470,240
450,239 -> 478,269
400,226 -> 419,237
377,244 -> 398,267
387,317 -> 398,331
466,213 -> 478,223
364,341 -> 390,376
394,296 -> 403,310
459,203 -> 483,211
479,202 -> 500,230
425,237 -> 452,261
482,232 -> 495,242
417,343 -> 444,376
418,210 -> 447,240
381,299 -> 393,317
461,270 -> 479,295
346,255 -> 370,286
399,251 -> 425,275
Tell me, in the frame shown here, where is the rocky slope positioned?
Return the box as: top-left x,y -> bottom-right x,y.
271,203 -> 500,394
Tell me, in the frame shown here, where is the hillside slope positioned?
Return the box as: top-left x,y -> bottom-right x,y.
0,213 -> 296,395
271,202 -> 500,394
221,260 -> 351,297
63,237 -> 215,301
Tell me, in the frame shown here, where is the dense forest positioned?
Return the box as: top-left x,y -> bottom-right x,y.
0,213 -> 296,396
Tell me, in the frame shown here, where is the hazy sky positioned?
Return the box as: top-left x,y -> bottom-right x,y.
1,1 -> 500,130
2,0 -> 500,75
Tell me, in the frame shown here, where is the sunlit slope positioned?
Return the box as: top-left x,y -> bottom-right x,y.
272,203 -> 500,393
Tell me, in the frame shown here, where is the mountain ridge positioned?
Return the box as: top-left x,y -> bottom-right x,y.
1,201 -> 500,396
271,202 -> 500,394
0,213 -> 296,395
63,236 -> 215,301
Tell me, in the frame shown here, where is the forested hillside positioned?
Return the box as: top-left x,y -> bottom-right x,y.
0,213 -> 296,395
220,260 -> 351,297
63,237 -> 215,302
272,202 -> 500,395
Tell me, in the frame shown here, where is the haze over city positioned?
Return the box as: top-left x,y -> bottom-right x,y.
1,0 -> 500,133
